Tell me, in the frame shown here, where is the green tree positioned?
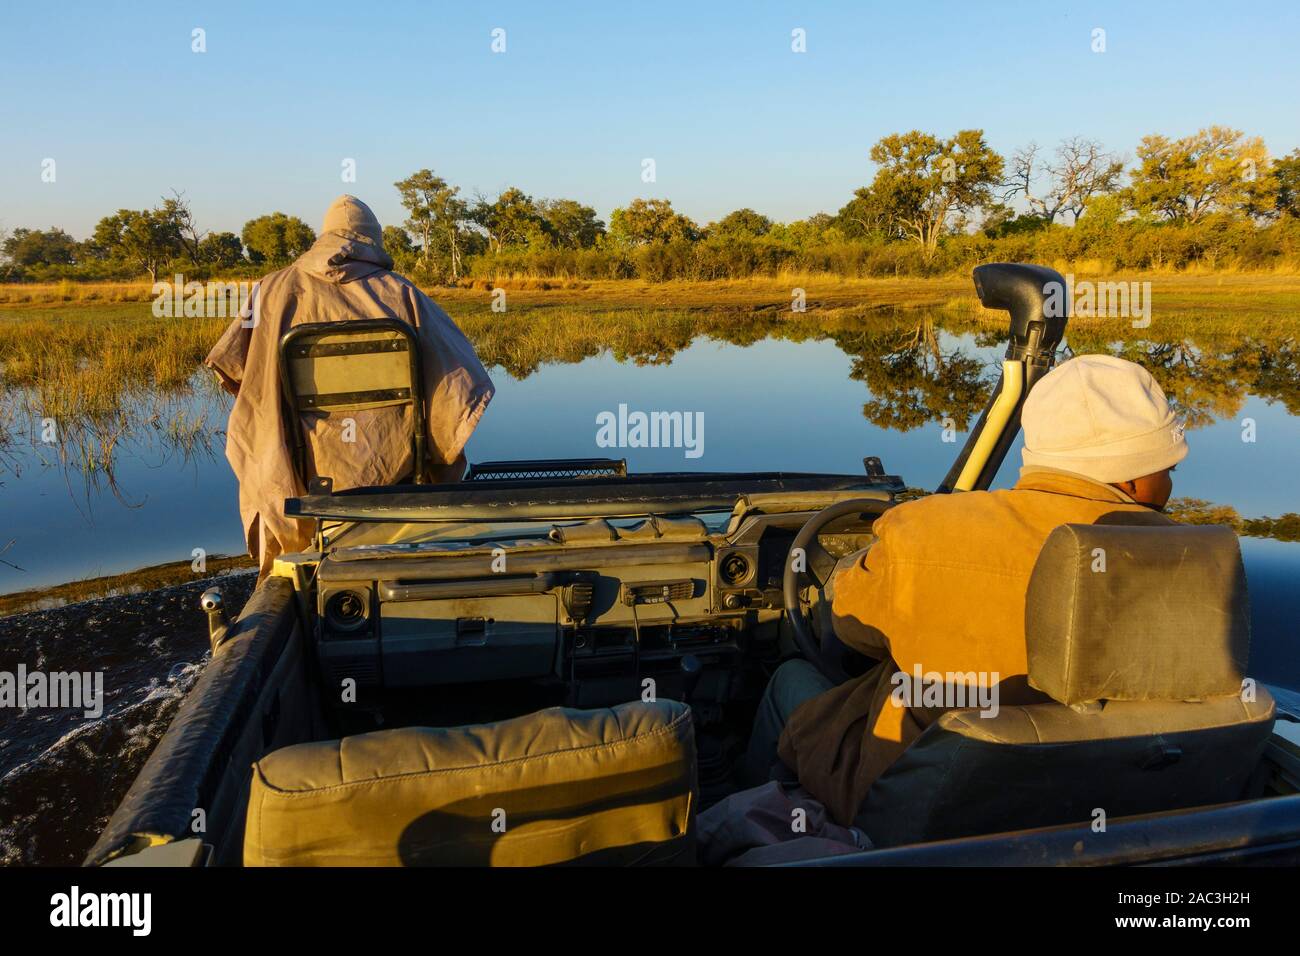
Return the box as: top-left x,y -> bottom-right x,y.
772,213 -> 834,246
164,190 -> 206,265
1128,126 -> 1273,222
472,187 -> 549,252
1,227 -> 80,267
394,169 -> 471,279
382,225 -> 414,256
1165,498 -> 1244,531
382,225 -> 416,272
710,208 -> 772,238
240,213 -> 316,267
539,198 -> 605,248
867,129 -> 1004,259
1272,148 -> 1300,219
833,186 -> 899,240
198,231 -> 244,268
608,198 -> 698,244
92,206 -> 186,282
979,204 -> 1050,238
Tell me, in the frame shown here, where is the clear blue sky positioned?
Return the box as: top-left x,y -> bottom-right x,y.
2,0 -> 1297,239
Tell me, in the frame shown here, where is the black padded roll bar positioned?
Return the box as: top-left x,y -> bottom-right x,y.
938,263 -> 1069,493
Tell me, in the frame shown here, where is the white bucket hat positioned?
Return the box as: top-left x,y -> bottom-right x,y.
1021,354 -> 1188,484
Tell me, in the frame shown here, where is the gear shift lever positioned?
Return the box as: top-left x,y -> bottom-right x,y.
679,654 -> 703,705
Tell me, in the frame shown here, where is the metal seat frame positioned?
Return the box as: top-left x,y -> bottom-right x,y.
278,318 -> 429,488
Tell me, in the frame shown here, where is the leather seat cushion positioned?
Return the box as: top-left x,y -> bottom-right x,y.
858,689 -> 1275,848
245,699 -> 696,866
1027,524 -> 1251,704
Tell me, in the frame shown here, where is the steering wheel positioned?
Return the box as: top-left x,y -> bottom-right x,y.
782,498 -> 881,684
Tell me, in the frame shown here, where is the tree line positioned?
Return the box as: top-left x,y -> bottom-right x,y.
4,126 -> 1299,284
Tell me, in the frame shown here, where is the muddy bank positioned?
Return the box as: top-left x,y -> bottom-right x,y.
0,570 -> 257,866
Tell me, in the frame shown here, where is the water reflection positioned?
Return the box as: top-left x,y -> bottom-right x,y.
1,378 -> 225,513
1,307 -> 1297,592
836,318 -> 991,431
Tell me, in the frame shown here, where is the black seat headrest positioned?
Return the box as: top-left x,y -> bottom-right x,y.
1026,524 -> 1250,705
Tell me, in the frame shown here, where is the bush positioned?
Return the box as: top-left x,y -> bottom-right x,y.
9,214 -> 1300,286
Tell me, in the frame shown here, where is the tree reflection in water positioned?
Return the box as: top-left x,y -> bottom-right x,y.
837,316 -> 991,432
1,305 -> 1296,497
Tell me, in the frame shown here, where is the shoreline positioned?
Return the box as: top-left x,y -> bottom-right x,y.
2,273 -> 1297,611
3,271 -> 1300,314
3,497 -> 1298,617
0,555 -> 257,618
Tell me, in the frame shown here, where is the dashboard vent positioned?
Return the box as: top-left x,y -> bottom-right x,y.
326,660 -> 379,687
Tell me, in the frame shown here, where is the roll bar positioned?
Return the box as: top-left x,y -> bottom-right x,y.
938,263 -> 1069,493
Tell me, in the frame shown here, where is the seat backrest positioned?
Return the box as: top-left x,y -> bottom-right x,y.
858,523 -> 1275,848
245,699 -> 697,866
278,318 -> 428,486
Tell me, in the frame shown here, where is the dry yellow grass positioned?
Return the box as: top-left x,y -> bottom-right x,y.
2,272 -> 1294,398
0,279 -> 159,305
7,270 -> 1295,312
0,306 -> 227,420
1,271 -> 1294,430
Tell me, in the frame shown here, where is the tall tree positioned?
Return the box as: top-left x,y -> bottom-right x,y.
394,169 -> 470,278
382,225 -> 414,256
92,205 -> 186,282
240,213 -> 316,266
381,226 -> 416,271
539,199 -> 604,248
1129,126 -> 1273,222
165,190 -> 207,264
608,198 -> 698,244
1,227 -> 80,267
1272,148 -> 1300,219
772,212 -> 835,246
198,231 -> 245,268
472,187 -> 548,252
867,129 -> 1004,259
834,186 -> 897,240
1004,138 -> 1124,223
710,208 -> 773,238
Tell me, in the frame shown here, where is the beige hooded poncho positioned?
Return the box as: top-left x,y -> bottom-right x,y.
205,195 -> 494,575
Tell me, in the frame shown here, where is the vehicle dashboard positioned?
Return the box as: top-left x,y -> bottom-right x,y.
305,500 -> 882,722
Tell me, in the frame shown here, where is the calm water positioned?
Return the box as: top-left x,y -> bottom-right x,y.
1,310 -> 1299,865
2,315 -> 1299,594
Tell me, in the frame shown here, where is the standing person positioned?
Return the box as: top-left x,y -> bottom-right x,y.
205,195 -> 494,576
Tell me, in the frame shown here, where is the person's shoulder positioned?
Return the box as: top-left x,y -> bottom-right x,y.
383,272 -> 447,312
380,266 -> 425,293
255,263 -> 311,301
878,489 -> 1007,528
258,262 -> 300,286
872,489 -> 1023,560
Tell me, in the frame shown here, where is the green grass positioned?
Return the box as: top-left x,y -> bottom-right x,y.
1,281 -> 1296,607
3,274 -> 1297,425
0,305 -> 230,481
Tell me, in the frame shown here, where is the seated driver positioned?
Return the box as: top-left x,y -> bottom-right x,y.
205,195 -> 494,577
703,355 -> 1187,860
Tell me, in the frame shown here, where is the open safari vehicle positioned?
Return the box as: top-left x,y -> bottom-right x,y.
89,264 -> 1300,867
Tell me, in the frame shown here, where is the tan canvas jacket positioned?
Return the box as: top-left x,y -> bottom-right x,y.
777,467 -> 1175,825
205,231 -> 494,576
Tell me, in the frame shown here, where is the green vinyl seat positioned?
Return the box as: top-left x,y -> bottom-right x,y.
857,523 -> 1276,847
245,699 -> 696,866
